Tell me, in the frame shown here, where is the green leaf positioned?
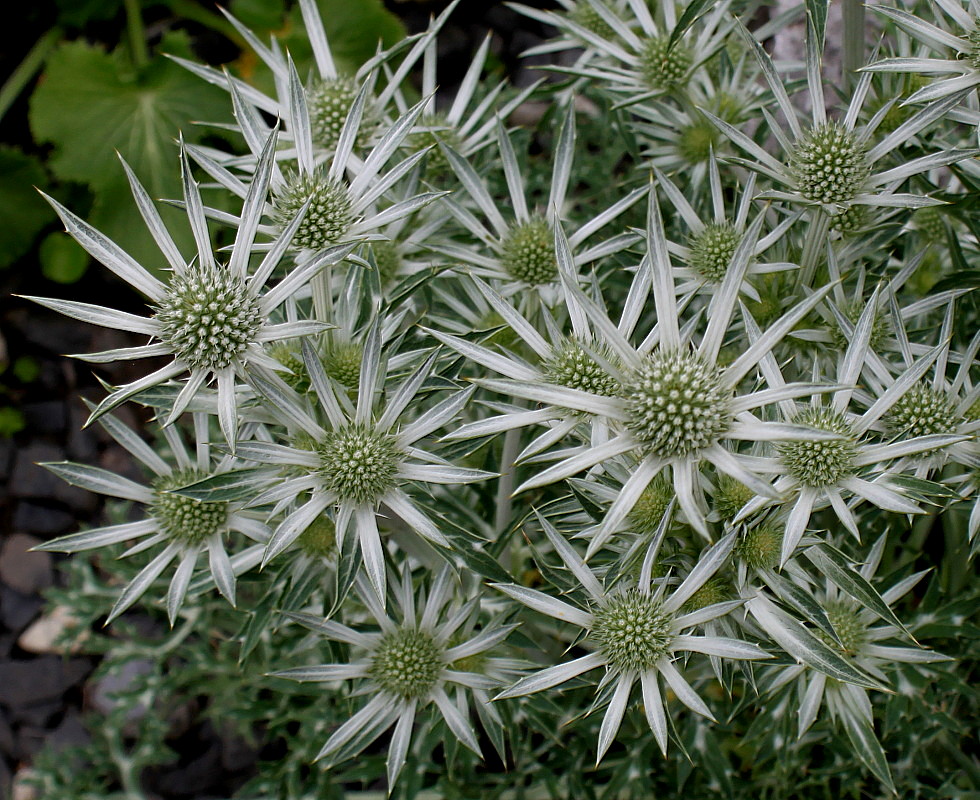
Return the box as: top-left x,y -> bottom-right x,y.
669,0 -> 716,52
229,0 -> 287,31
804,543 -> 915,641
0,147 -> 55,268
172,468 -> 279,502
28,36 -> 232,270
440,523 -> 513,586
39,231 -> 89,283
283,0 -> 406,74
746,593 -> 885,690
805,0 -> 830,49
838,705 -> 897,794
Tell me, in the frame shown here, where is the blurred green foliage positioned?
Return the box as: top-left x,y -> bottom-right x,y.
2,0 -> 406,283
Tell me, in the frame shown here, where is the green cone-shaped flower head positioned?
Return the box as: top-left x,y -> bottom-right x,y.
591,589 -> 673,672
371,626 -> 444,699
152,469 -> 228,545
155,264 -> 261,371
624,350 -> 732,458
317,426 -> 401,504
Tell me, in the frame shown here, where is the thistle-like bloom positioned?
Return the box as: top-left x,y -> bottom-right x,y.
653,157 -> 799,299
28,130 -> 349,445
859,302 -> 980,477
463,193 -> 842,547
37,412 -> 271,624
494,519 -> 768,760
865,0 -> 980,104
171,0 -> 455,155
735,292 -> 968,564
272,569 -> 516,787
516,0 -> 734,109
707,22 -> 978,216
757,536 -> 950,791
237,326 -> 493,599
436,105 -> 644,299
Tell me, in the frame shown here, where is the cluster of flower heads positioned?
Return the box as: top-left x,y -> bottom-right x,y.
33,0 -> 979,792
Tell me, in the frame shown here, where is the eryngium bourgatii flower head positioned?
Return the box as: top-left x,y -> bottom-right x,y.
495,519 -> 769,762
447,198 -> 844,553
705,21 -> 979,213
437,106 -> 644,301
239,325 -> 492,599
866,2 -> 980,104
37,412 -> 272,625
273,568 -> 517,787
29,131 -> 353,445
735,292 -> 969,565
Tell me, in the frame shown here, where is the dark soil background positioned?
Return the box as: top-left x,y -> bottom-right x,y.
0,1 -> 558,796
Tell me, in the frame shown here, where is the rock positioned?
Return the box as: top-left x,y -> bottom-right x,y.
0,657 -> 91,708
46,714 -> 90,753
9,699 -> 61,729
20,402 -> 66,436
17,606 -> 87,655
0,534 -> 52,595
0,758 -> 11,800
10,768 -> 38,800
7,443 -> 98,513
87,658 -> 153,727
0,588 -> 43,634
0,713 -> 15,758
10,502 -> 75,536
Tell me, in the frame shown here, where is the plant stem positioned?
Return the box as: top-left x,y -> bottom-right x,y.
0,27 -> 60,124
123,0 -> 150,69
164,0 -> 248,50
798,209 -> 831,289
842,0 -> 865,79
494,426 -> 521,535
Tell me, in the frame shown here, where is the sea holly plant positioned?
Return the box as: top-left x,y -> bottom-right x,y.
23,1 -> 979,796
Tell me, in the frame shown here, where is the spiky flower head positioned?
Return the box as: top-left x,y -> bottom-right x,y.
501,217 -> 558,285
687,222 -> 740,283
913,206 -> 946,242
273,171 -> 354,251
677,119 -> 721,166
682,576 -> 730,613
819,601 -> 867,656
830,205 -> 869,236
370,626 -> 444,700
568,2 -> 616,40
966,24 -> 980,70
714,475 -> 754,521
628,473 -> 674,533
408,114 -> 461,175
623,350 -> 732,458
545,340 -> 621,397
154,264 -> 261,371
308,76 -> 360,151
269,344 -> 312,393
884,384 -> 958,441
322,341 -> 363,388
638,35 -> 693,92
152,469 -> 228,545
736,524 -> 782,570
296,514 -> 337,559
830,301 -> 891,351
778,406 -> 857,488
790,122 -> 870,205
316,426 -> 401,504
370,240 -> 401,285
591,589 -> 673,673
